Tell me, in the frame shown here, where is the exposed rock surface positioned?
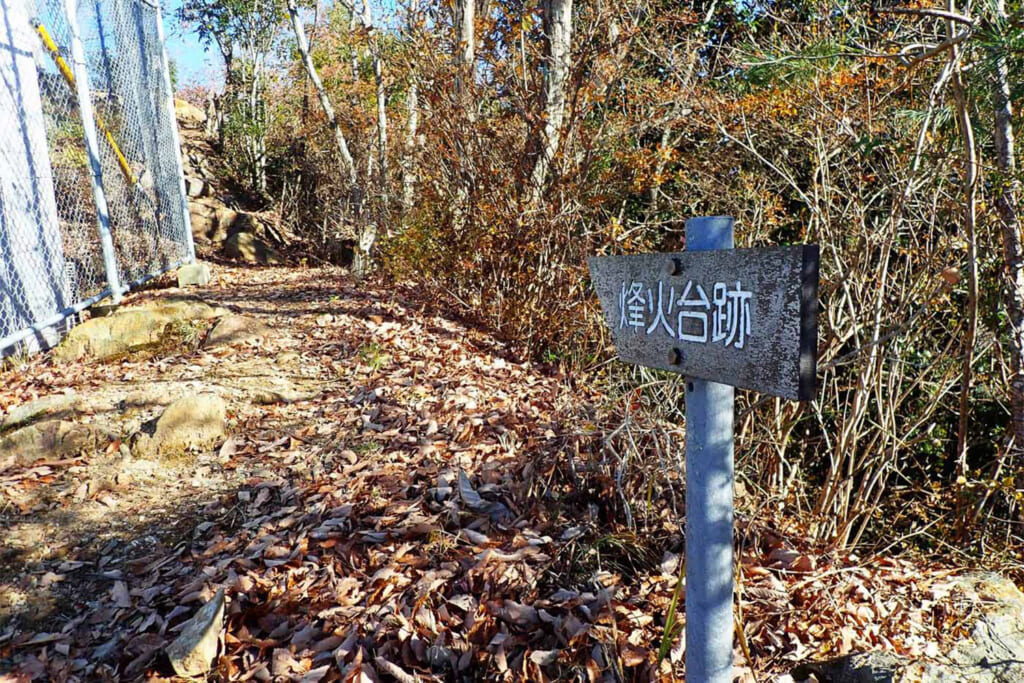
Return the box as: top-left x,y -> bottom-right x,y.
793,573 -> 1024,683
55,298 -> 228,362
131,394 -> 227,458
204,314 -> 272,349
178,124 -> 290,254
184,176 -> 207,198
174,98 -> 206,128
1,392 -> 81,432
188,198 -> 238,244
55,309 -> 173,362
0,419 -> 113,466
166,589 -> 225,677
223,231 -> 283,265
933,572 -> 1024,682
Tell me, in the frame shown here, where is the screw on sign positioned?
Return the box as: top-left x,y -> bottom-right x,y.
588,216 -> 820,683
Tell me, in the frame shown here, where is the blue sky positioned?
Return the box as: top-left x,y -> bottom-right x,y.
163,0 -> 223,88
163,0 -> 403,90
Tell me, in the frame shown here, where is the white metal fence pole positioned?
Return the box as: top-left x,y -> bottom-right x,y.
63,0 -> 123,303
152,0 -> 196,263
0,0 -> 71,354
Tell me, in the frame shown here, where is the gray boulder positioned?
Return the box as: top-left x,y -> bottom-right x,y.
184,176 -> 206,198
792,572 -> 1024,683
937,572 -> 1024,682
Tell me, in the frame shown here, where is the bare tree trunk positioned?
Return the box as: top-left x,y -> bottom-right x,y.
529,0 -> 572,204
451,0 -> 476,233
455,0 -> 475,85
288,0 -> 372,275
933,0 -> 980,532
402,77 -> 419,211
349,9 -> 359,86
287,0 -> 357,188
364,0 -> 388,217
990,0 -> 1024,456
401,0 -> 420,213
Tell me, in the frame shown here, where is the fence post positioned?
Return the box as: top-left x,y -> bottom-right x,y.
64,0 -> 123,303
152,0 -> 196,263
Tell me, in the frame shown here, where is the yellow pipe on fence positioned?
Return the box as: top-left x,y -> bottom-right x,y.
33,19 -> 138,186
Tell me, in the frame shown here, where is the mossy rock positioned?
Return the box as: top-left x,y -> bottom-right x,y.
54,299 -> 228,362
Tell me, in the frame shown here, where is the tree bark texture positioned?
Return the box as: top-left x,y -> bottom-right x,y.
529,0 -> 572,204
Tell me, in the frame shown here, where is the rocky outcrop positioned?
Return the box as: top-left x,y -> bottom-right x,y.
188,198 -> 238,244
131,394 -> 227,458
1,392 -> 81,432
174,98 -> 206,128
55,298 -> 228,362
176,114 -> 292,257
0,419 -> 113,466
223,232 -> 283,265
792,573 -> 1024,683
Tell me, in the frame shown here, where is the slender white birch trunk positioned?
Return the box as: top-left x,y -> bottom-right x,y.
363,0 -> 388,216
401,0 -> 420,212
529,0 -> 572,204
990,0 -> 1024,454
286,0 -> 357,188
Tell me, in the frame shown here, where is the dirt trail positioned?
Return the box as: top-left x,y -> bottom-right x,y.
0,263 -> 581,679
0,264 -> 986,681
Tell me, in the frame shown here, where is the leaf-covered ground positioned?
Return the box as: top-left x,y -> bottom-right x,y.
0,264 -> 974,681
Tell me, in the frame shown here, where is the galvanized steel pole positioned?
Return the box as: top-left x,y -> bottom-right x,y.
64,0 -> 123,303
684,215 -> 735,683
153,0 -> 196,263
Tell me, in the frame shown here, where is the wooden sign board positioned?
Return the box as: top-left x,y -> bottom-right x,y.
588,245 -> 820,400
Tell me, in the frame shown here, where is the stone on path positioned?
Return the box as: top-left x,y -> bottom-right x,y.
55,298 -> 228,362
2,392 -> 81,432
223,231 -> 283,266
0,420 -> 112,466
204,314 -> 272,349
132,394 -> 226,458
177,262 -> 212,288
166,588 -> 225,677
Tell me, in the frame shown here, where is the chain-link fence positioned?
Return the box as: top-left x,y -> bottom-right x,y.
0,0 -> 194,356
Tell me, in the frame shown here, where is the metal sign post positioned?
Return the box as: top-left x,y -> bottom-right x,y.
683,216 -> 737,683
588,216 -> 819,682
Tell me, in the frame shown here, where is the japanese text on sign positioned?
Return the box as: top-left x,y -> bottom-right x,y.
618,280 -> 753,350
